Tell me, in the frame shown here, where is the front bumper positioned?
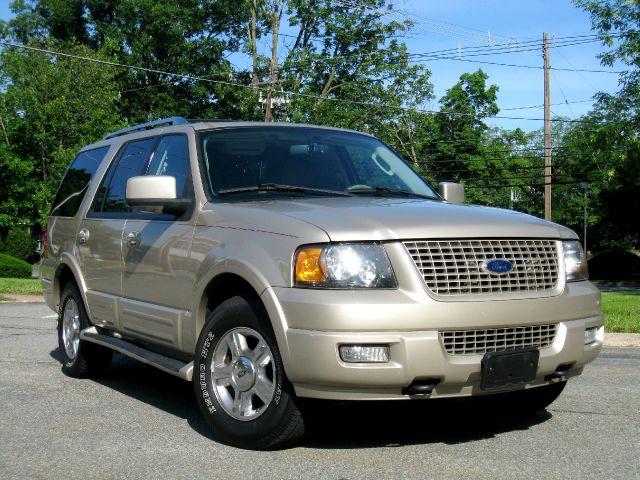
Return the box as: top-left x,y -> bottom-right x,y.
264,281 -> 603,400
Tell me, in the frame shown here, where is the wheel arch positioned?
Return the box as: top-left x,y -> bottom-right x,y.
193,269 -> 291,375
196,272 -> 261,334
52,254 -> 89,312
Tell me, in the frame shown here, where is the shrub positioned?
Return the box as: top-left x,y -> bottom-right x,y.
0,228 -> 39,264
588,250 -> 640,280
0,253 -> 33,279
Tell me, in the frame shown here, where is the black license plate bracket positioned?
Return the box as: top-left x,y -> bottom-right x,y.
481,348 -> 539,390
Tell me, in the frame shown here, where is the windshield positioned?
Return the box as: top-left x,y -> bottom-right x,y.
200,126 -> 438,199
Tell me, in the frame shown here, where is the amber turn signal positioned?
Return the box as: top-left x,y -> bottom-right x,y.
295,247 -> 326,283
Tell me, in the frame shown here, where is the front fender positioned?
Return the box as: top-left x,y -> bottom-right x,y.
187,225 -> 329,353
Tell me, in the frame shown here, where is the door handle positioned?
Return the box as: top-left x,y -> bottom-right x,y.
77,228 -> 90,244
126,231 -> 141,248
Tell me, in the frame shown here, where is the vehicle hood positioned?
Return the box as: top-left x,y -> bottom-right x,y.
203,197 -> 577,241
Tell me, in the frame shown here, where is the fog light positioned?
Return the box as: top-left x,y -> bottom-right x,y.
584,327 -> 597,345
339,345 -> 390,363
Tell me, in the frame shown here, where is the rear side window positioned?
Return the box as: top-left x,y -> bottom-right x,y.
50,146 -> 110,217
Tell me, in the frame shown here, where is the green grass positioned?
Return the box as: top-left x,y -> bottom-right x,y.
0,278 -> 42,296
601,291 -> 640,333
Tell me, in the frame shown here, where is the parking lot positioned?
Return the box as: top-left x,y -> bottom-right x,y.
1,302 -> 639,479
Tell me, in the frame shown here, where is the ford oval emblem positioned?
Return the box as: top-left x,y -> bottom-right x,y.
483,259 -> 514,275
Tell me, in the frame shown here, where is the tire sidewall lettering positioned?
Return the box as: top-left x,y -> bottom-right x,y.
197,334 -> 217,413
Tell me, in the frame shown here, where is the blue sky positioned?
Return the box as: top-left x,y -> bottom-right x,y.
0,0 -> 624,132
395,0 -> 623,130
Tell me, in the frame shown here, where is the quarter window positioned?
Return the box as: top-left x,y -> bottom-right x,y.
51,146 -> 110,217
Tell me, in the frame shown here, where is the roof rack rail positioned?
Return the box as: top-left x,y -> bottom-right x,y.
103,117 -> 189,140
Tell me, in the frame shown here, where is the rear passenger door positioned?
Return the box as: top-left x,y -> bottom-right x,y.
79,137 -> 157,330
119,134 -> 196,350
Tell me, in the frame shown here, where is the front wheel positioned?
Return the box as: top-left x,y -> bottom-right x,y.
194,296 -> 304,449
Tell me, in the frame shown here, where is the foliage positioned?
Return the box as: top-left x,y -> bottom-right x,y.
0,40 -> 122,227
257,0 -> 435,138
0,253 -> 33,278
5,0 -> 249,122
0,0 -> 636,252
0,228 -> 38,263
574,0 -> 640,125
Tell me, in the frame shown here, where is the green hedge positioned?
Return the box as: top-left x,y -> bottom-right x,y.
0,253 -> 33,279
0,229 -> 39,264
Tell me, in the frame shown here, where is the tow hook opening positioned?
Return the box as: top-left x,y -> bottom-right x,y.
402,379 -> 441,397
544,363 -> 574,382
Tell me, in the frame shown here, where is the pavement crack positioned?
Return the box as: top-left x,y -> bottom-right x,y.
550,408 -> 638,418
0,325 -> 52,331
0,332 -> 52,339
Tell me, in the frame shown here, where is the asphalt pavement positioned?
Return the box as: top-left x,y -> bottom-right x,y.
1,302 -> 639,480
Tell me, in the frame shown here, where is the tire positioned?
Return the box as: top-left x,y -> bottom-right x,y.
194,295 -> 304,450
57,282 -> 113,377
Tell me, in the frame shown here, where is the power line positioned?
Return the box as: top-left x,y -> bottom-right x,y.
409,37 -> 608,61
465,178 -> 618,189
407,33 -> 608,59
0,40 -> 625,125
501,100 -> 593,111
409,56 -> 625,74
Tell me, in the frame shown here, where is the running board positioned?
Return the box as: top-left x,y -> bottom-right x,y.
80,327 -> 193,381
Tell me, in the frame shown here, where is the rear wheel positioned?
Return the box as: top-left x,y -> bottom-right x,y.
194,296 -> 304,449
57,283 -> 112,377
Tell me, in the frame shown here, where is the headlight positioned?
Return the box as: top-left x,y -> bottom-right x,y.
294,243 -> 397,288
563,240 -> 589,282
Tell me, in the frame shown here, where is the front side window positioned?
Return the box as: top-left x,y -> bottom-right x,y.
51,146 -> 110,217
200,127 -> 437,199
147,135 -> 191,198
92,138 -> 156,213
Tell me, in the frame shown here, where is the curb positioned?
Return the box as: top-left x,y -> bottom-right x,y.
604,332 -> 640,348
0,294 -> 46,303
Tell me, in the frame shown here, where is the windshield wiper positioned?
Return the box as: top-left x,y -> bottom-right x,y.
346,186 -> 436,199
217,183 -> 352,197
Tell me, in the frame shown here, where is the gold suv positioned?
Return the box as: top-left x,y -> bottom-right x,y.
41,117 -> 603,449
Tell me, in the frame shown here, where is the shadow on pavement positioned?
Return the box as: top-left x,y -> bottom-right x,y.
50,349 -> 220,442
50,348 -> 553,450
299,398 -> 551,449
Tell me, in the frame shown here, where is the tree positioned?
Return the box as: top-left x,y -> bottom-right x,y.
0,41 -> 122,227
240,0 -> 434,135
574,0 -> 640,126
4,0 -> 249,121
570,0 -> 640,249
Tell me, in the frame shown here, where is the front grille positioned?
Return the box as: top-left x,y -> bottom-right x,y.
403,239 -> 559,297
440,324 -> 558,355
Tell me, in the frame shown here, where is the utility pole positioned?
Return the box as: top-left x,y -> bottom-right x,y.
265,0 -> 282,122
543,32 -> 552,221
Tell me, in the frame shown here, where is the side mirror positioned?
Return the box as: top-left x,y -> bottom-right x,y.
438,182 -> 465,203
126,176 -> 191,214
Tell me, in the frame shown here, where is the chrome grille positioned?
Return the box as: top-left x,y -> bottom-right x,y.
404,239 -> 559,296
440,324 -> 558,355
